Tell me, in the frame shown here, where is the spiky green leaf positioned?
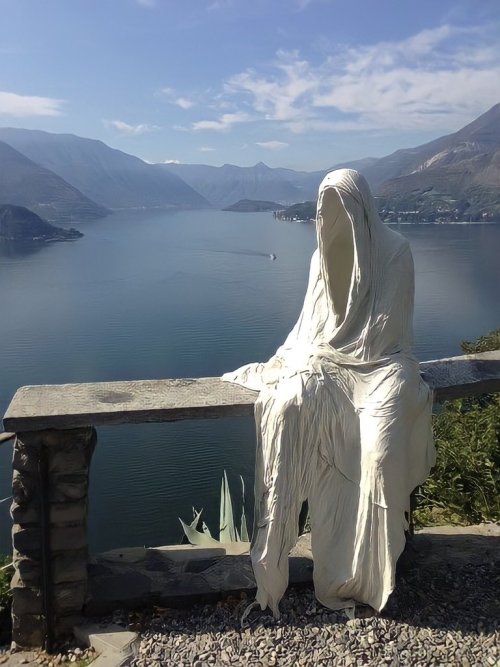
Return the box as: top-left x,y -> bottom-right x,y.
239,475 -> 250,542
179,509 -> 220,547
219,470 -> 237,542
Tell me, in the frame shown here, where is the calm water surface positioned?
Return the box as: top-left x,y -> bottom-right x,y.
0,210 -> 498,552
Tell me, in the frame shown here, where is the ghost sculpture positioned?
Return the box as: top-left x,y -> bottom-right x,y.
222,169 -> 436,617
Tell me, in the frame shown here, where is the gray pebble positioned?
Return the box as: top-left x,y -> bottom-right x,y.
121,560 -> 499,667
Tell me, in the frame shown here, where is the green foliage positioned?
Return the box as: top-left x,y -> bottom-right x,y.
414,330 -> 500,527
0,555 -> 12,613
0,554 -> 13,643
461,330 -> 500,355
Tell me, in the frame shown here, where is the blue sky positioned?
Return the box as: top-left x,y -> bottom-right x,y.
0,0 -> 499,170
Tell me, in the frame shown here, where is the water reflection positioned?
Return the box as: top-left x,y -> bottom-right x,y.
0,239 -> 50,259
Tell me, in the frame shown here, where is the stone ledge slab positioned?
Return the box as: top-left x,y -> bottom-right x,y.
85,538 -> 312,615
85,525 -> 500,616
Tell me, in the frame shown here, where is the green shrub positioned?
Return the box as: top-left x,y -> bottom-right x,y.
0,554 -> 13,644
461,330 -> 500,355
414,329 -> 500,527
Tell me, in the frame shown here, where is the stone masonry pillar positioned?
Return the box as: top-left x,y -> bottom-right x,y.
10,427 -> 96,650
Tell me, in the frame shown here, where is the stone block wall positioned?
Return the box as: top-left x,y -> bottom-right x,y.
10,427 -> 96,649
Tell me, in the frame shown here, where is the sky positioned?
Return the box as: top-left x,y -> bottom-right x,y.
0,0 -> 499,171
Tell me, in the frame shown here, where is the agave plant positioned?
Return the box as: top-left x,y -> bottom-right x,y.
179,471 -> 249,545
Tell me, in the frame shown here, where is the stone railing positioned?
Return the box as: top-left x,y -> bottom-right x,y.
2,351 -> 500,650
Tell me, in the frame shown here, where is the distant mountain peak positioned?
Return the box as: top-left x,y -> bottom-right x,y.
0,139 -> 108,223
0,127 -> 211,210
374,103 -> 500,221
164,160 -> 306,208
453,102 -> 500,143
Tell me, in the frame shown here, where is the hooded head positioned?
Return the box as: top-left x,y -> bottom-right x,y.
278,169 -> 414,362
315,169 -> 413,358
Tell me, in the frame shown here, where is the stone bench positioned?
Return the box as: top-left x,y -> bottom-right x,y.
2,351 -> 500,650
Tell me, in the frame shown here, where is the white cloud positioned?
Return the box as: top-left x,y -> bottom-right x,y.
310,26 -> 500,130
175,97 -> 194,109
104,119 -> 160,135
255,140 -> 289,150
207,0 -> 232,10
163,159 -> 180,164
226,50 -> 316,125
0,91 -> 65,117
192,111 -> 251,131
199,146 -> 216,152
161,87 -> 195,110
217,25 -> 500,134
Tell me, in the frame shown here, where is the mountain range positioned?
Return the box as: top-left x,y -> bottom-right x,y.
161,161 -> 305,209
167,105 -> 500,221
0,103 -> 498,223
163,157 -> 380,209
0,140 -> 108,223
364,103 -> 500,221
0,128 -> 210,218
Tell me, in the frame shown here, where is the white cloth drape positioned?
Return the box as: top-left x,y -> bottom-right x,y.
222,169 -> 435,616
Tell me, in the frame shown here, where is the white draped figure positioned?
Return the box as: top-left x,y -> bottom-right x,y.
222,169 -> 435,616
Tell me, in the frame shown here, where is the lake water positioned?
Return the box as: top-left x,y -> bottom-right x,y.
0,210 -> 499,553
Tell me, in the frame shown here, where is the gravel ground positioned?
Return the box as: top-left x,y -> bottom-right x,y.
0,645 -> 97,666
1,529 -> 498,666
123,559 -> 499,667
